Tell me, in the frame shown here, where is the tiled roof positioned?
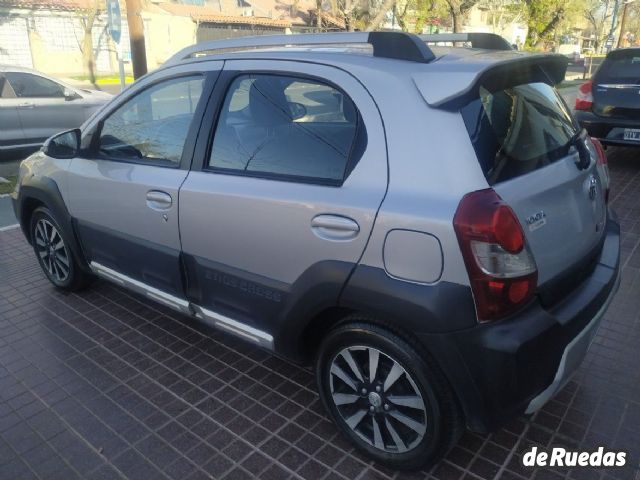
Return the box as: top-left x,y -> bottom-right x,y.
158,2 -> 290,28
247,0 -> 310,26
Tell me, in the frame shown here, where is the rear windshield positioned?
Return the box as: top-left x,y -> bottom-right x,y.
461,82 -> 578,185
597,50 -> 640,84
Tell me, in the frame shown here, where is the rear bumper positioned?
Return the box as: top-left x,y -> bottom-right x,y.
419,214 -> 620,433
524,270 -> 618,413
575,110 -> 640,146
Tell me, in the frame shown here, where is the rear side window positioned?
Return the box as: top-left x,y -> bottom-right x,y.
208,74 -> 361,184
596,51 -> 640,84
461,82 -> 578,185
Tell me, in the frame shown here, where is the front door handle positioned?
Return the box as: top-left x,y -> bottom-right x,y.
311,214 -> 360,241
18,102 -> 35,109
146,190 -> 172,211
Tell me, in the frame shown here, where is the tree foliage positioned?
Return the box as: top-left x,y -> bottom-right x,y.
313,0 -> 640,53
584,0 -> 615,52
523,0 -> 574,47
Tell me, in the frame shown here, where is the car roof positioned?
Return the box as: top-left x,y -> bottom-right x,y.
606,47 -> 640,58
164,44 -> 534,74
161,45 -> 564,107
0,65 -> 42,74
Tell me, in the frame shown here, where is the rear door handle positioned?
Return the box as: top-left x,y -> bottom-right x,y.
311,214 -> 360,241
146,190 -> 172,211
18,102 -> 35,109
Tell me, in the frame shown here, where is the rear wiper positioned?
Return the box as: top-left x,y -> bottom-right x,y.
565,128 -> 590,170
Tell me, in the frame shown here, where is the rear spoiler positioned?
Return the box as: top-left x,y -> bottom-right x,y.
419,33 -> 513,51
415,53 -> 569,110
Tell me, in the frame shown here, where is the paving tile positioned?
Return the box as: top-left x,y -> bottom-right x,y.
0,150 -> 639,480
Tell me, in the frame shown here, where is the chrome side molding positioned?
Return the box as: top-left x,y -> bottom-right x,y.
90,262 -> 191,315
89,261 -> 274,350
191,305 -> 274,350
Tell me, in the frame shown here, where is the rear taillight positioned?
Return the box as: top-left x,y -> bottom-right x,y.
575,81 -> 593,111
590,137 -> 610,203
453,189 -> 538,322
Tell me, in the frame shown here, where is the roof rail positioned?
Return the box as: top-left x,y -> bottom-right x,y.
165,31 -> 436,65
419,33 -> 513,51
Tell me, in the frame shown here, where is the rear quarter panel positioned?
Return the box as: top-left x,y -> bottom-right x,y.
350,65 -> 490,287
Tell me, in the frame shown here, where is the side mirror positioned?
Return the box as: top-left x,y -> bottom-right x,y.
64,88 -> 80,101
288,102 -> 307,121
43,129 -> 81,159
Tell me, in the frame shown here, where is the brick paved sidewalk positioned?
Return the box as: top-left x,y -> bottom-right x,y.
0,149 -> 639,480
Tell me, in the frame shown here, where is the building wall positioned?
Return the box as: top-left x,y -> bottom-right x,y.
142,11 -> 196,70
0,15 -> 32,68
0,7 -> 133,77
0,7 -> 290,76
1,8 -> 229,75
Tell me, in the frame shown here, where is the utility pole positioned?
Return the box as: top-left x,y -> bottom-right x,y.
125,0 -> 147,79
607,0 -> 621,51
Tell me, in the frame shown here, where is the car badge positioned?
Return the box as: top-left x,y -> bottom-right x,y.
526,211 -> 546,232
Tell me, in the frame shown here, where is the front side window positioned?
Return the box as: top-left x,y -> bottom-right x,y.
461,82 -> 578,185
6,72 -> 64,98
209,74 -> 360,184
98,76 -> 204,165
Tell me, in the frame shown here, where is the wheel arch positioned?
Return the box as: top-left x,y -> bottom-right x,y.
17,177 -> 90,273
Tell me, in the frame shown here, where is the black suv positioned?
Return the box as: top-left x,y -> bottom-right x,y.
575,48 -> 640,146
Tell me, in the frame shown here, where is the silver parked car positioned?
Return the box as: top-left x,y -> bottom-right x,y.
0,66 -> 111,152
11,32 -> 620,469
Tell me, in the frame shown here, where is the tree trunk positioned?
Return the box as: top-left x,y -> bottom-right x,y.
338,0 -> 353,31
365,0 -> 397,30
452,10 -> 460,32
82,30 -> 96,87
533,8 -> 564,47
316,0 -> 322,28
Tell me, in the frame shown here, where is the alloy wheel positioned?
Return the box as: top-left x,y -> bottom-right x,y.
329,346 -> 427,453
34,219 -> 70,283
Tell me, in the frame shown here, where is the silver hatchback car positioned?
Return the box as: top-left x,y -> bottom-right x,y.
0,66 -> 111,152
12,32 -> 620,469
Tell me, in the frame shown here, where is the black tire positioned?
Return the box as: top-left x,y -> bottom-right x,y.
30,207 -> 91,291
315,317 -> 464,470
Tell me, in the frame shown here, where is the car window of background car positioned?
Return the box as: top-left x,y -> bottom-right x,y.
0,75 -> 15,98
209,74 -> 358,183
5,72 -> 65,98
98,76 -> 204,165
597,52 -> 640,84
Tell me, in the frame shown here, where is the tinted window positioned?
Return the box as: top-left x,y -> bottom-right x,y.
209,74 -> 359,183
6,72 -> 64,98
461,82 -> 578,185
98,76 -> 203,164
597,50 -> 640,84
0,75 -> 14,98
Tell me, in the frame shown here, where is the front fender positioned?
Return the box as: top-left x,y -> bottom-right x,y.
14,175 -> 90,273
